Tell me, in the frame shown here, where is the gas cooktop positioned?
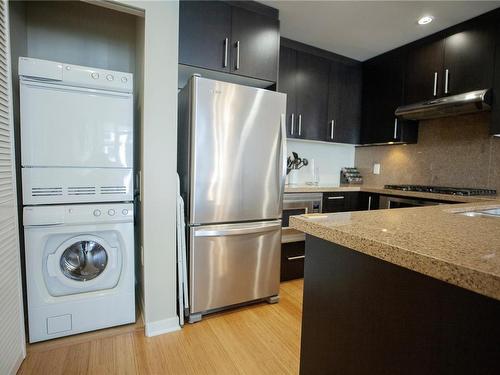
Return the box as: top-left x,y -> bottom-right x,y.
384,185 -> 497,196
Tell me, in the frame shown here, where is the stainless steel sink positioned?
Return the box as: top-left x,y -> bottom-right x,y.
459,208 -> 500,217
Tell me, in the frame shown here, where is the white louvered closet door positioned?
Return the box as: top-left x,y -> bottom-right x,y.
0,1 -> 26,374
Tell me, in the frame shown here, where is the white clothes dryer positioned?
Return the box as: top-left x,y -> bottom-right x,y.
24,203 -> 135,343
19,57 -> 134,204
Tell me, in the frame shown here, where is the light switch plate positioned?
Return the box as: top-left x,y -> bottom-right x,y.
373,163 -> 381,175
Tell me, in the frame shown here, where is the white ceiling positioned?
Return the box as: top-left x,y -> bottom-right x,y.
260,1 -> 500,61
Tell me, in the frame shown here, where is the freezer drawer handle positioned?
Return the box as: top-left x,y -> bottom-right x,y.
194,223 -> 280,237
287,255 -> 305,261
327,196 -> 344,200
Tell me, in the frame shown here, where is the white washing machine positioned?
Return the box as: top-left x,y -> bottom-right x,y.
19,57 -> 134,205
24,203 -> 135,343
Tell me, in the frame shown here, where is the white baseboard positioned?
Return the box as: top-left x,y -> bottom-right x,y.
145,317 -> 181,337
9,352 -> 25,375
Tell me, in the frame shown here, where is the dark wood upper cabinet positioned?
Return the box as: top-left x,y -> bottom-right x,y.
179,1 -> 279,82
361,49 -> 418,144
492,19 -> 500,136
405,20 -> 496,104
231,6 -> 279,82
405,39 -> 445,103
327,61 -> 362,143
278,40 -> 361,144
278,47 -> 298,138
295,51 -> 330,141
443,24 -> 496,96
179,1 -> 232,72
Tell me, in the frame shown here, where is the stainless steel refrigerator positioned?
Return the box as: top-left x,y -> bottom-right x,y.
178,76 -> 287,322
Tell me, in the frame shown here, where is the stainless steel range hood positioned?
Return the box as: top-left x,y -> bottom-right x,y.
395,89 -> 492,121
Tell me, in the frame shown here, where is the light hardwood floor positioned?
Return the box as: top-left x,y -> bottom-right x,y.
18,279 -> 303,375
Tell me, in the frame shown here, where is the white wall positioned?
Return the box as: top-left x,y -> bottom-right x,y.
117,0 -> 180,336
287,139 -> 355,185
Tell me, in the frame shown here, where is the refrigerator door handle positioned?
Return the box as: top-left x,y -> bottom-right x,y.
279,113 -> 287,201
193,221 -> 281,237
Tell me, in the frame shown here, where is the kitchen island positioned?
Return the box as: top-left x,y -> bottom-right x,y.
290,202 -> 500,375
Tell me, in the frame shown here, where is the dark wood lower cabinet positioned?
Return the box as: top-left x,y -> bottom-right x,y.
322,192 -> 381,212
300,236 -> 500,375
357,192 -> 380,210
280,241 -> 305,281
322,192 -> 358,213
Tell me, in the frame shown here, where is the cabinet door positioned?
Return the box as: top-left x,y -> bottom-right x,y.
296,51 -> 329,141
357,192 -> 380,211
361,49 -> 418,144
444,24 -> 496,96
231,6 -> 279,82
278,47 -> 298,138
327,61 -> 362,144
361,51 -> 402,143
281,241 -> 305,281
405,39 -> 445,103
179,1 -> 232,72
322,192 -> 349,213
491,21 -> 500,135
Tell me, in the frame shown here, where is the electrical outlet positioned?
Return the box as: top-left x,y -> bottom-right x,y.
373,163 -> 381,175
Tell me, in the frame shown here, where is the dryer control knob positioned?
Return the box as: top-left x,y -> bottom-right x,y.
121,76 -> 128,83
93,209 -> 102,217
106,74 -> 114,81
91,72 -> 99,79
122,209 -> 129,216
108,209 -> 116,216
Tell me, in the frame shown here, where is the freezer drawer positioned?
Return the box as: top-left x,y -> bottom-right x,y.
189,220 -> 281,314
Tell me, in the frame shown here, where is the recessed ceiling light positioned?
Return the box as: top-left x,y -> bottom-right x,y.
418,16 -> 434,25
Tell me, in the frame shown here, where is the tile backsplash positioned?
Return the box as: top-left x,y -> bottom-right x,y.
355,113 -> 500,191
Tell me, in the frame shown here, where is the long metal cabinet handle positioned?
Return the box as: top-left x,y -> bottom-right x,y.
290,113 -> 295,135
330,120 -> 335,140
298,114 -> 302,136
194,222 -> 281,237
327,196 -> 344,200
393,118 -> 398,139
444,69 -> 449,94
223,38 -> 228,68
433,72 -> 438,97
235,41 -> 240,70
280,113 -> 287,201
368,196 -> 372,210
287,255 -> 305,261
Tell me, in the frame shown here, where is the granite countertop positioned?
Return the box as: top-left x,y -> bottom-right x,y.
290,201 -> 500,301
285,185 -> 362,193
284,184 -> 498,203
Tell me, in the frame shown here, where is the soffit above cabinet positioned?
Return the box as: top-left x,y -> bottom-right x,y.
259,1 -> 500,61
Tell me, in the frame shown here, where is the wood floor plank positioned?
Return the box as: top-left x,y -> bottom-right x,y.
18,279 -> 304,375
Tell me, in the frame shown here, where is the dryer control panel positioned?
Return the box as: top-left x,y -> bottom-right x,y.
24,203 -> 134,226
19,57 -> 133,93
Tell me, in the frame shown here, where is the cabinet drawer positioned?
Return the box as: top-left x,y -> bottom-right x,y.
322,192 -> 350,212
281,242 -> 305,281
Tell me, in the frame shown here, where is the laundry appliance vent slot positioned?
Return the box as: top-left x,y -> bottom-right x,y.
100,186 -> 127,195
68,186 -> 96,196
31,187 -> 63,197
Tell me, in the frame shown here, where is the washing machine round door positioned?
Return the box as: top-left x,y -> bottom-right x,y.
46,235 -> 121,295
60,240 -> 108,282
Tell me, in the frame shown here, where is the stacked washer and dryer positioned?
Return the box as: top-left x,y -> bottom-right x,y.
19,57 -> 136,342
